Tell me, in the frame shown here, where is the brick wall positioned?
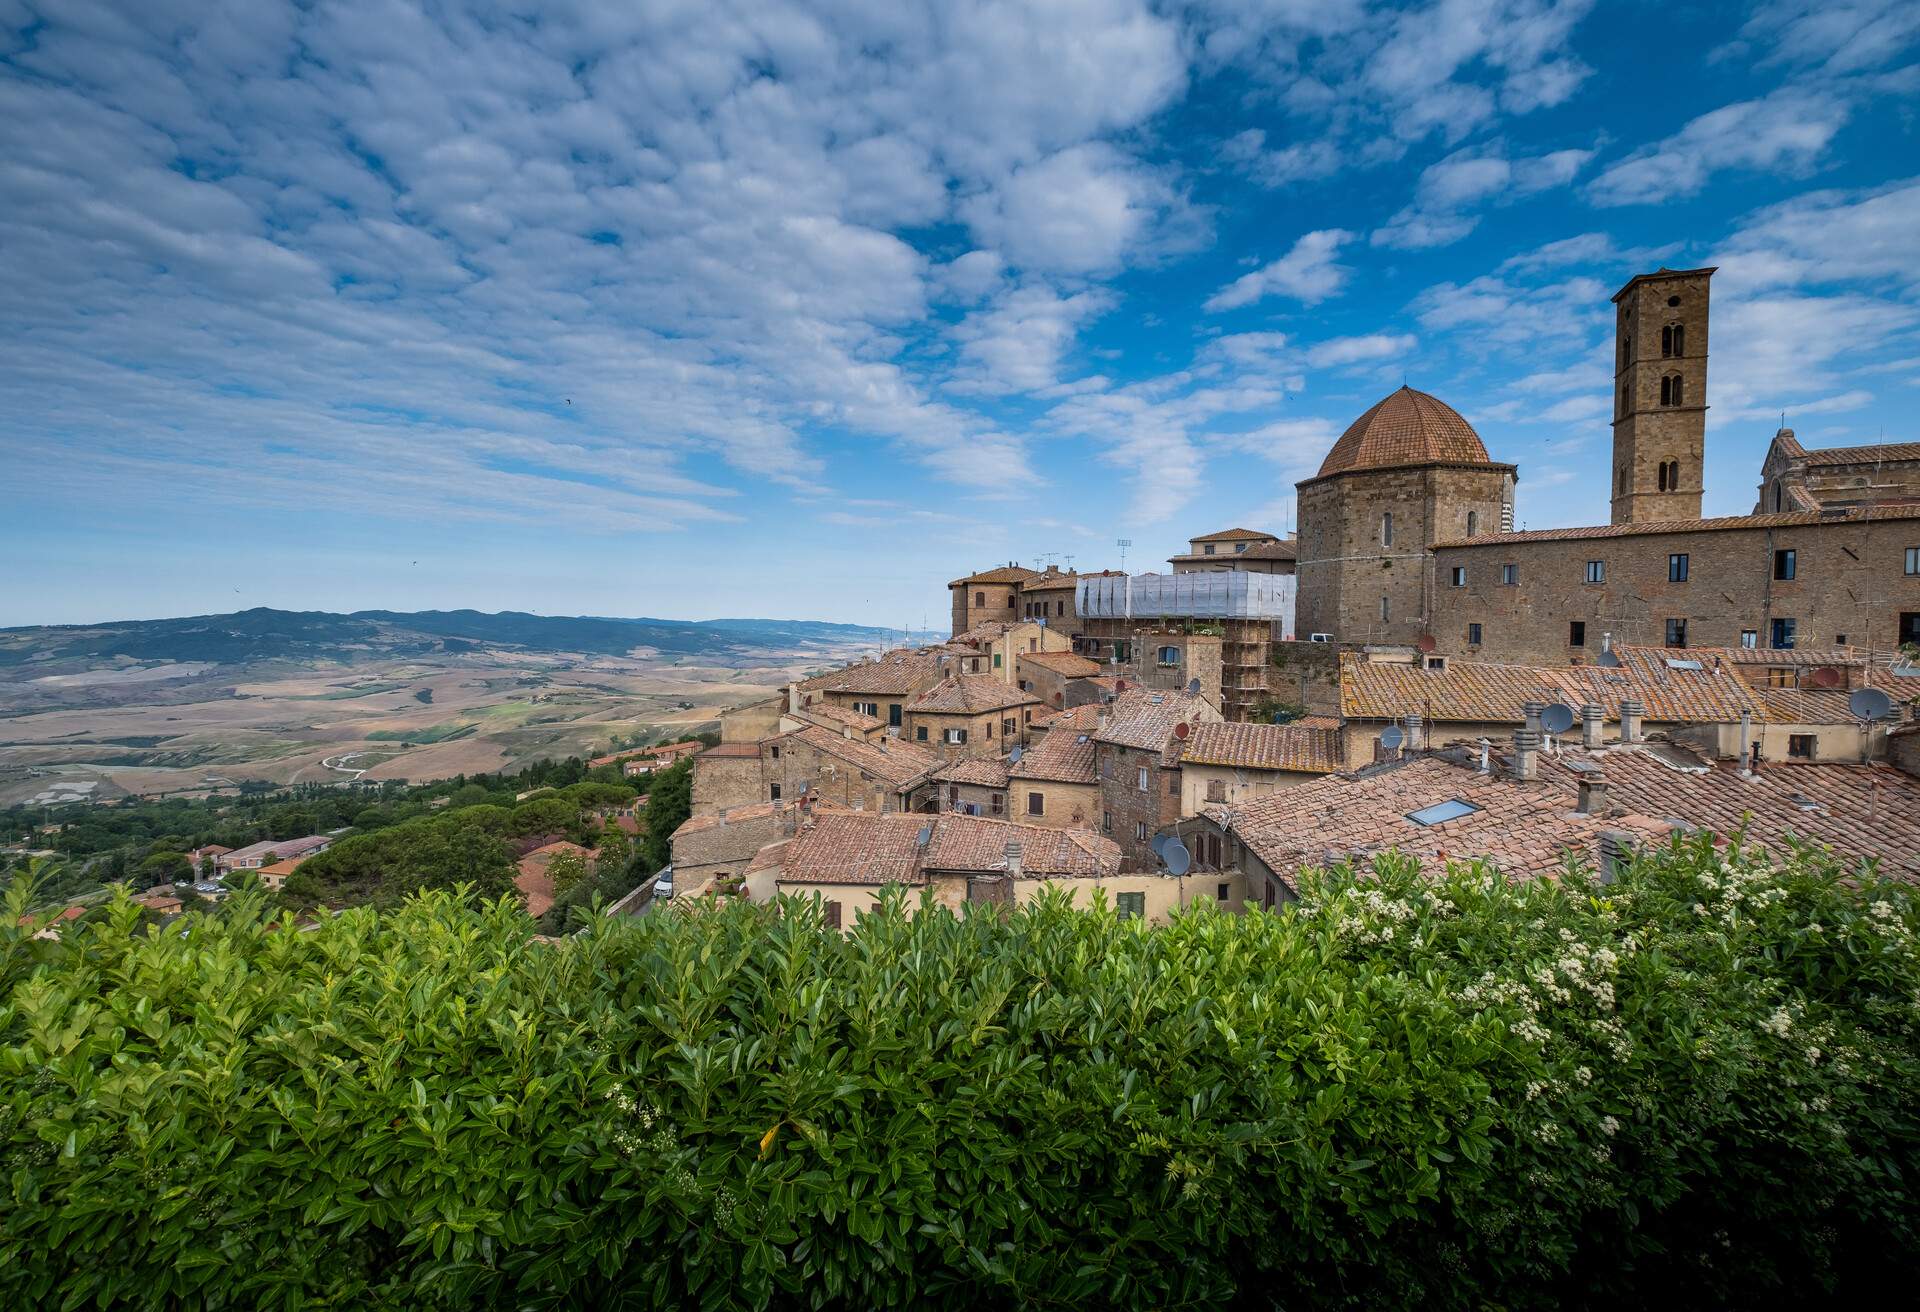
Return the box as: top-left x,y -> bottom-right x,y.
1096,743 -> 1182,863
1429,514 -> 1920,665
904,707 -> 1034,760
764,737 -> 911,813
692,752 -> 762,815
1005,777 -> 1100,828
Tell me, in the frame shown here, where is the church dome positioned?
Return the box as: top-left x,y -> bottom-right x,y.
1316,386 -> 1491,477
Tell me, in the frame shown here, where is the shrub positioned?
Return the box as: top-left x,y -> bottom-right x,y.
1,836 -> 1916,1309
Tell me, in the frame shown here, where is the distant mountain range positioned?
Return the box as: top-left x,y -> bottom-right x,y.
0,607 -> 907,669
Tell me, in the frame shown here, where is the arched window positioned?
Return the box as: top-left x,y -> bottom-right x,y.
1661,325 -> 1674,358
1657,462 -> 1667,492
1620,384 -> 1629,415
1381,512 -> 1393,546
1773,483 -> 1783,511
1672,375 -> 1684,406
1659,376 -> 1671,406
1671,323 -> 1684,356
1617,466 -> 1627,494
1466,510 -> 1478,537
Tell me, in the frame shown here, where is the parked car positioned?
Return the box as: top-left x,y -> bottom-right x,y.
654,868 -> 673,900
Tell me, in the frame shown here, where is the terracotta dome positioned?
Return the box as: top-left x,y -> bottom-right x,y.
1316,386 -> 1491,477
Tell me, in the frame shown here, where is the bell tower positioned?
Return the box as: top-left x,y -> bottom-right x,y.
1610,266 -> 1713,524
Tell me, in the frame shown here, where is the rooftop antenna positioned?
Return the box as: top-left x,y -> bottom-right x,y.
1117,538 -> 1132,572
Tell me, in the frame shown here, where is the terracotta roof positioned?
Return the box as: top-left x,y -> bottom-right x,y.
785,724 -> 941,788
745,838 -> 790,874
515,840 -> 590,918
1755,688 -> 1865,725
1714,646 -> 1862,667
770,811 -> 1121,885
1093,688 -> 1216,756
223,835 -> 332,864
933,757 -> 1012,787
1012,704 -> 1102,784
1800,441 -> 1920,467
952,621 -> 1014,645
1314,387 -> 1496,478
1432,502 -> 1920,548
1190,528 -> 1277,542
699,742 -> 762,759
1179,722 -> 1344,773
792,703 -> 884,733
908,675 -> 1043,715
1340,651 -> 1762,726
803,649 -> 951,696
1018,650 -> 1102,678
950,565 -> 1044,587
1024,569 -> 1124,592
1169,541 -> 1298,563
258,855 -> 309,878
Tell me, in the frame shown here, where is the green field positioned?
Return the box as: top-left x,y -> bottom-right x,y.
293,683 -> 408,701
364,722 -> 478,744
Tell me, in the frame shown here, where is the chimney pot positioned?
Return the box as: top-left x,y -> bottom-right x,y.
1522,700 -> 1545,733
1004,840 -> 1023,879
1619,699 -> 1645,744
1577,771 -> 1609,815
1580,702 -> 1604,749
1405,713 -> 1424,752
1512,728 -> 1541,781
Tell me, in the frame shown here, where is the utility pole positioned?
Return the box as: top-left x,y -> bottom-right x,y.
1117,538 -> 1132,573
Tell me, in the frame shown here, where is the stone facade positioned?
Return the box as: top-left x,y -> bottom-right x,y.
1428,509 -> 1920,664
762,733 -> 935,813
948,565 -> 1039,636
1295,462 -> 1516,644
1096,740 -> 1183,861
1757,428 -> 1920,514
1610,268 -> 1712,525
905,702 -> 1038,760
1008,776 -> 1100,828
692,745 -> 763,814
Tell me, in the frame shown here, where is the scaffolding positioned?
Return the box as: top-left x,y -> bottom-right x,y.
1076,572 -> 1297,632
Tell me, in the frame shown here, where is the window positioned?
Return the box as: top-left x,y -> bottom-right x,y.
990,793 -> 1004,816
1217,882 -> 1230,901
1774,484 -> 1784,512
769,783 -> 782,801
1157,645 -> 1180,666
1665,618 -> 1687,647
948,785 -> 961,808
1381,512 -> 1394,546
1135,820 -> 1148,842
1788,734 -> 1816,760
1501,563 -> 1518,586
1169,773 -> 1179,796
1569,620 -> 1586,647
1449,566 -> 1466,587
770,745 -> 781,760
1740,630 -> 1758,648
1908,547 -> 1920,576
1407,799 -> 1480,826
1137,767 -> 1149,792
1115,891 -> 1145,919
1466,511 -> 1478,536
1206,779 -> 1227,803
1771,618 -> 1797,649
1835,634 -> 1846,647
1379,596 -> 1391,622
984,721 -> 993,739
1657,460 -> 1679,492
993,652 -> 1002,667
974,591 -> 985,607
1660,374 -> 1684,406
1668,553 -> 1689,582
945,728 -> 968,744
888,703 -> 902,727
823,899 -> 842,929
1234,542 -> 1248,553
1204,543 -> 1216,555
1585,560 -> 1605,583
1027,791 -> 1044,816
1766,668 -> 1795,688
1617,464 -> 1627,494
1774,549 -> 1796,580
1467,623 -> 1483,645
1103,810 -> 1112,833
915,725 -> 929,741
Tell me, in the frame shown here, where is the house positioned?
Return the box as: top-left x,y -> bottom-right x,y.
255,855 -> 310,891
1007,702 -> 1103,829
669,797 -> 852,898
1167,528 -> 1297,575
794,646 -> 957,730
590,740 -> 704,777
1015,648 -> 1104,708
218,834 -> 333,873
135,892 -> 184,917
515,840 -> 592,918
1092,687 -> 1222,862
950,619 -> 1074,682
1173,726 -> 1920,911
903,675 -> 1043,761
741,810 -> 1229,927
760,724 -> 941,812
949,564 -> 1044,636
19,905 -> 87,940
931,756 -> 1011,817
186,844 -> 231,871
692,741 -> 765,814
1176,720 -> 1345,812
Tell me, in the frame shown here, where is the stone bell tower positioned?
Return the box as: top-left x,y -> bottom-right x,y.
1610,267 -> 1714,525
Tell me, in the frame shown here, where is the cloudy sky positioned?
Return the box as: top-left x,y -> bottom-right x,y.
3,1 -> 1916,629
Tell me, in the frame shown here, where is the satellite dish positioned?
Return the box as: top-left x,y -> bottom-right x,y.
1186,678 -> 1202,695
1380,726 -> 1405,751
1540,702 -> 1575,734
1272,712 -> 1287,725
1807,666 -> 1842,689
1415,633 -> 1437,654
1009,745 -> 1023,762
1849,688 -> 1894,721
1597,649 -> 1622,668
1150,833 -> 1172,860
1173,722 -> 1190,740
1163,838 -> 1191,876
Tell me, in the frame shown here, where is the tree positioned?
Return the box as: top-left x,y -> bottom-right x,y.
637,758 -> 693,873
509,797 -> 575,838
545,848 -> 590,899
136,852 -> 193,888
594,820 -> 631,874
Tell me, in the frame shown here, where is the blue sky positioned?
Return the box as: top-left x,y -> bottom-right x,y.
2,1 -> 1916,631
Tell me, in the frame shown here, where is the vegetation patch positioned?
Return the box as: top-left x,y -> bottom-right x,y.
365,722 -> 479,744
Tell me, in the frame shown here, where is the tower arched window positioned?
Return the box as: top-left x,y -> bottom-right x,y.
1660,374 -> 1684,406
1620,384 -> 1629,415
1672,375 -> 1684,405
1381,512 -> 1393,546
1618,466 -> 1627,494
1773,483 -> 1783,512
1466,510 -> 1478,537
1661,325 -> 1673,357
1670,323 -> 1684,356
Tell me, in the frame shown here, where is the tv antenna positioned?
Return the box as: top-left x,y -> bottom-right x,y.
1116,538 -> 1132,572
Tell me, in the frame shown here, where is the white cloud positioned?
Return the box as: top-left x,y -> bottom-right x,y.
948,285 -> 1114,395
1713,178 -> 1920,291
1709,294 -> 1915,427
1372,144 -> 1592,249
1204,228 -> 1355,310
1219,128 -> 1345,187
1307,333 -> 1418,366
959,142 -> 1205,275
1587,89 -> 1850,206
1717,1 -> 1920,74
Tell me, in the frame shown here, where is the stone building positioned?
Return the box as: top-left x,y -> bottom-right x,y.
1093,687 -> 1220,862
949,619 -> 1074,682
1610,268 -> 1713,524
692,742 -> 763,814
931,757 -> 1012,817
903,675 -> 1043,760
1168,527 -> 1297,574
1006,702 -> 1103,828
1294,386 -> 1517,644
795,646 -> 953,732
1174,720 -> 1344,813
949,565 -> 1042,637
669,798 -> 850,899
760,725 -> 940,812
1014,648 -> 1104,708
1756,428 -> 1920,513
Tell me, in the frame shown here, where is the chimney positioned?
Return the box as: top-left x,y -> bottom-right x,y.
843,725 -> 854,740
1004,840 -> 1023,879
1477,737 -> 1492,774
1522,700 -> 1544,733
1619,699 -> 1644,744
1405,713 -> 1424,752
1577,770 -> 1610,815
1596,830 -> 1636,885
1737,710 -> 1753,776
1512,728 -> 1541,781
1581,703 -> 1604,750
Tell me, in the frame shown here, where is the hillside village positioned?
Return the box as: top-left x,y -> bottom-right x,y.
664,267 -> 1920,924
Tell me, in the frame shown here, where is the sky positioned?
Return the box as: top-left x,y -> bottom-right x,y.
2,1 -> 1917,631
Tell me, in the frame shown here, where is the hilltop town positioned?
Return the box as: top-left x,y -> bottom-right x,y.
665,267 -> 1920,921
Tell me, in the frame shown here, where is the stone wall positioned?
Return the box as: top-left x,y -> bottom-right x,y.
1096,742 -> 1182,863
691,750 -> 762,815
1005,777 -> 1100,829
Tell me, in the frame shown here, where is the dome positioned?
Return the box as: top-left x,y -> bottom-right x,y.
1316,386 -> 1491,477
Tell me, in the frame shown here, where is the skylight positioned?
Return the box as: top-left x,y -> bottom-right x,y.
1406,799 -> 1480,826
1665,658 -> 1704,671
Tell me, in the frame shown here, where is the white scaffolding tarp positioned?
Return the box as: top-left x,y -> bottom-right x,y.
1076,571 -> 1296,631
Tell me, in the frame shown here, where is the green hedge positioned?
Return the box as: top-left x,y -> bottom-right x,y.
2,836 -> 1916,1309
